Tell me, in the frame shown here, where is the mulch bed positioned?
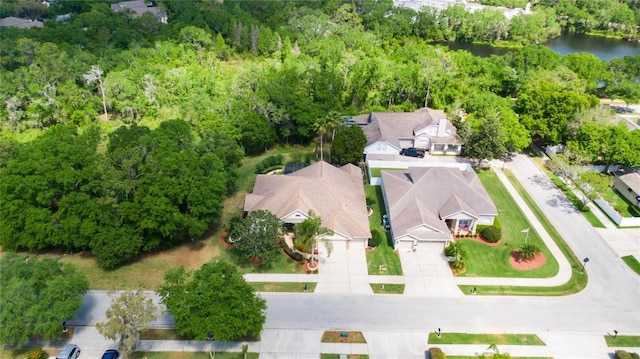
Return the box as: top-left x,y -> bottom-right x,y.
510,251 -> 546,270
219,232 -> 233,249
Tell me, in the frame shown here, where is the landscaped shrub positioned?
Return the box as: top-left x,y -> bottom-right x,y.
429,347 -> 447,359
255,154 -> 285,174
579,205 -> 591,212
444,241 -> 466,271
615,350 -> 640,359
519,244 -> 541,260
492,217 -> 501,230
27,349 -> 49,359
281,240 -> 304,262
476,224 -> 489,233
368,229 -> 383,247
614,202 -> 627,213
481,225 -> 502,243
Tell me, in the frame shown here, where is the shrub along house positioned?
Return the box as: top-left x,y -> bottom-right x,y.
244,161 -> 371,246
354,107 -> 463,161
380,166 -> 497,252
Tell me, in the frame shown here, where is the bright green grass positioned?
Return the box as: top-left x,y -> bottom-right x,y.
365,185 -> 402,276
458,171 -> 587,296
605,335 -> 640,347
462,171 -> 558,278
129,353 -> 259,359
428,332 -> 545,345
369,167 -> 402,178
248,281 -> 317,292
622,255 -> 640,275
370,283 -> 405,294
601,187 -> 640,218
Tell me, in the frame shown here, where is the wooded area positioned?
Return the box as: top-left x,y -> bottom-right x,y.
1,0 -> 639,267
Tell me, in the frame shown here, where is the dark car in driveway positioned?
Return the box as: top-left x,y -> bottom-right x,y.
400,147 -> 425,158
101,349 -> 120,359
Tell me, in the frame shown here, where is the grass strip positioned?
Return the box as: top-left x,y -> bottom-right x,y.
365,185 -> 403,276
428,332 -> 545,345
459,171 -> 588,296
465,170 -> 558,278
370,283 -> 404,294
605,335 -> 640,347
248,282 -> 317,292
321,331 -> 367,344
139,329 -> 189,340
622,255 -> 640,275
130,353 -> 259,359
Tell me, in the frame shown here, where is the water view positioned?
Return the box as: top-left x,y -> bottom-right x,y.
436,33 -> 640,61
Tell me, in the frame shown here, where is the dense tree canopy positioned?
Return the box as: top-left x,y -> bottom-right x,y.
0,120 -> 240,268
0,253 -> 88,346
157,260 -> 266,342
1,0 -> 640,267
228,210 -> 284,266
331,124 -> 367,165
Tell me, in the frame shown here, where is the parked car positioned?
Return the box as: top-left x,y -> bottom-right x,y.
56,344 -> 80,359
400,147 -> 425,158
101,349 -> 120,359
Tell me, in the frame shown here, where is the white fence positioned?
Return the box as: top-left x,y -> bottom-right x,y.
594,198 -> 640,227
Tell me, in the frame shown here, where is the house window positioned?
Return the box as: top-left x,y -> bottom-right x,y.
458,219 -> 470,231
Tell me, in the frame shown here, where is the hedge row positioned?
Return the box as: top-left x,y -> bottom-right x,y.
255,154 -> 285,174
428,347 -> 447,359
616,350 -> 640,359
281,241 -> 304,262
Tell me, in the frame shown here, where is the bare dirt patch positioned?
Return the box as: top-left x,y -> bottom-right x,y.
510,251 -> 547,270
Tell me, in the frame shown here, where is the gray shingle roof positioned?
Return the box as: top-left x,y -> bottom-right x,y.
244,161 -> 371,240
382,167 -> 497,241
362,108 -> 461,147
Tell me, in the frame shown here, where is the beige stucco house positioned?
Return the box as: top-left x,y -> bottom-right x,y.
613,170 -> 640,209
244,161 -> 371,244
380,166 -> 497,250
356,107 -> 462,161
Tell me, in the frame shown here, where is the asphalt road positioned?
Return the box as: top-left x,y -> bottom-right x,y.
70,154 -> 640,341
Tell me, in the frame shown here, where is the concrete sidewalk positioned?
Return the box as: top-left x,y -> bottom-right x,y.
454,166 -> 573,287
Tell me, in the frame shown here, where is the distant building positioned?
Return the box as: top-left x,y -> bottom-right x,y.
111,0 -> 167,24
0,16 -> 43,29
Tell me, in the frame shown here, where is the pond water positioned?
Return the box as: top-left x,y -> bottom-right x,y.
435,33 -> 640,61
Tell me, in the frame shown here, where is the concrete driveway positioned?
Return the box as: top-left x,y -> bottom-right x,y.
315,241 -> 372,295
397,241 -> 462,296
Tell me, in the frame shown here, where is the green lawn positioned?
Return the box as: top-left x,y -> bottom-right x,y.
460,170 -> 558,278
428,332 -> 545,345
370,283 -> 405,294
321,331 -> 367,343
622,255 -> 640,275
248,281 -> 317,292
600,187 -> 640,218
364,185 -> 402,276
605,335 -> 640,347
369,167 -> 402,178
458,171 -> 588,296
129,353 -> 258,359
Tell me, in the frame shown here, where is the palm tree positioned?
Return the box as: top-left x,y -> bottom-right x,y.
293,210 -> 333,264
313,117 -> 330,161
324,111 -> 343,144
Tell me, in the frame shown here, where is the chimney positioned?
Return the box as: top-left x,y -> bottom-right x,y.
437,118 -> 447,137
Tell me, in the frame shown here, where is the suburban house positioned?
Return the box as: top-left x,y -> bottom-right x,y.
0,16 -> 43,28
244,161 -> 372,244
613,169 -> 640,209
380,166 -> 497,250
356,107 -> 463,161
111,0 -> 168,23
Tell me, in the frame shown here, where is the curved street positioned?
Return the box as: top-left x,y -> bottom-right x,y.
67,153 -> 640,358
